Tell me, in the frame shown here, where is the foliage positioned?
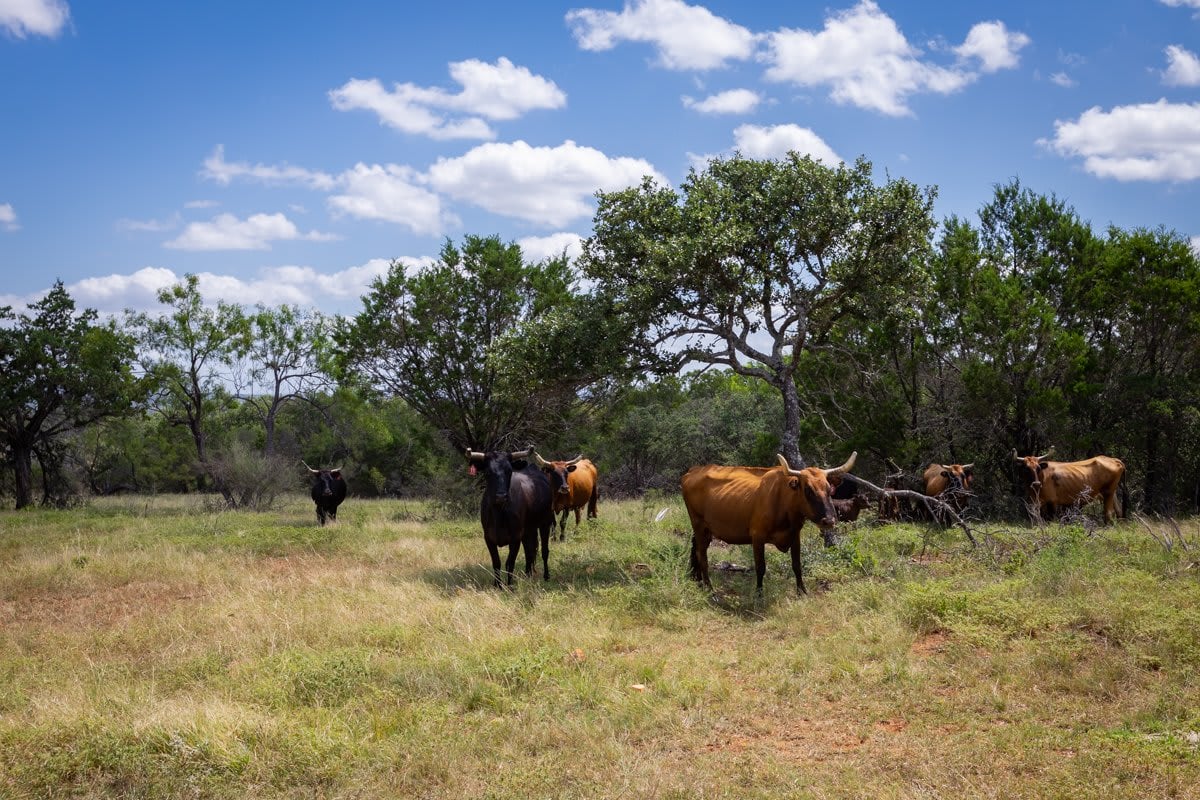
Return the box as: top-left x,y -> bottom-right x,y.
581,153 -> 937,466
0,281 -> 141,508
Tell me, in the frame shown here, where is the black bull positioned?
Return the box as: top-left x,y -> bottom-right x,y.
304,463 -> 347,525
465,447 -> 555,587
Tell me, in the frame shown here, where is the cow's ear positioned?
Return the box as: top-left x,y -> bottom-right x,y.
940,470 -> 951,479
330,470 -> 341,478
566,465 -> 577,473
788,477 -> 800,489
542,465 -> 552,474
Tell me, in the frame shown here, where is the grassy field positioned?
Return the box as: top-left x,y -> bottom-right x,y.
2,494 -> 1199,799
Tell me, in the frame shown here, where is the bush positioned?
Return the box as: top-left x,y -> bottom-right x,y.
208,441 -> 296,511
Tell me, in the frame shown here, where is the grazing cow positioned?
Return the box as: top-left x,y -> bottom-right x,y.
465,446 -> 555,587
833,494 -> 871,523
922,462 -> 974,520
533,452 -> 599,540
304,462 -> 347,525
1011,448 -> 1126,524
681,452 -> 857,595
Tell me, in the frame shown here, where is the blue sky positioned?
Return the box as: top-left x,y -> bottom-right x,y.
2,0 -> 1198,317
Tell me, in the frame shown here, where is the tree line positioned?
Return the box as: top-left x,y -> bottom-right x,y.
2,154 -> 1198,516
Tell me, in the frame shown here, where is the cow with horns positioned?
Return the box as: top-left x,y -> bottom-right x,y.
922,462 -> 974,520
303,462 -> 347,525
680,451 -> 857,595
1011,447 -> 1126,524
465,446 -> 555,587
532,451 -> 599,540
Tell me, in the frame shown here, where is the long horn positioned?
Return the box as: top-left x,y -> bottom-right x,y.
1012,449 -> 1023,463
962,463 -> 974,470
533,452 -> 551,467
509,446 -> 533,459
823,451 -> 857,478
464,447 -> 486,461
775,454 -> 804,476
565,454 -> 584,466
301,460 -> 318,474
328,466 -> 342,473
1036,446 -> 1055,463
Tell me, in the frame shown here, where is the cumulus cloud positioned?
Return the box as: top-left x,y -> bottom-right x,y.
1160,0 -> 1200,7
1039,99 -> 1200,181
426,140 -> 666,227
165,212 -> 339,251
762,1 -> 1026,117
954,21 -> 1030,73
0,0 -> 69,38
682,88 -> 761,114
0,202 -> 18,231
1164,45 -> 1200,86
327,163 -> 458,235
1191,235 -> 1200,256
731,123 -> 842,163
567,0 -> 757,70
518,232 -> 584,263
202,145 -> 336,190
329,57 -> 565,140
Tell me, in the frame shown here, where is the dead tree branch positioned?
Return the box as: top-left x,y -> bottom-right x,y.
840,474 -> 977,547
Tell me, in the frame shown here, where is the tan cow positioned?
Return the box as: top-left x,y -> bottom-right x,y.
922,462 -> 974,520
1011,448 -> 1125,524
533,452 -> 599,540
681,452 -> 857,595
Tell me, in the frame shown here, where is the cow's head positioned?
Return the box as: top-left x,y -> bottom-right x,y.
533,452 -> 583,497
465,446 -> 533,507
776,451 -> 857,533
1012,448 -> 1054,492
304,461 -> 343,496
938,463 -> 974,493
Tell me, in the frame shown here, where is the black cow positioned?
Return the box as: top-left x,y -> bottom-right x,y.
465,446 -> 555,587
304,462 -> 346,525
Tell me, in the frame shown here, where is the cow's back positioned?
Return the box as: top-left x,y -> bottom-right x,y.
681,465 -> 767,544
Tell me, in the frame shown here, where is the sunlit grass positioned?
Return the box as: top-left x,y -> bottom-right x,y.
2,496 -> 1198,798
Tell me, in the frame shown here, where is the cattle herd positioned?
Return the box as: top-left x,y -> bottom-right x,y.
305,445 -> 1128,595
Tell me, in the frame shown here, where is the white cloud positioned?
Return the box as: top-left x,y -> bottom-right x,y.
1164,45 -> 1200,87
954,21 -> 1030,73
1191,235 -> 1200,256
1160,0 -> 1200,7
165,212 -> 339,251
327,163 -> 458,235
0,202 -> 18,231
682,88 -> 761,114
185,200 -> 219,209
0,0 -> 69,38
567,0 -> 757,70
762,1 -> 975,117
1050,72 -> 1077,88
731,123 -> 842,163
328,58 -> 565,140
201,145 -> 336,190
518,232 -> 584,263
426,140 -> 666,227
1040,99 -> 1200,181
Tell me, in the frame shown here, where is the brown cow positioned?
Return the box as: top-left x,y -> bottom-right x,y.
681,451 -> 857,595
833,494 -> 871,523
922,462 -> 974,520
533,452 -> 599,540
1011,448 -> 1126,524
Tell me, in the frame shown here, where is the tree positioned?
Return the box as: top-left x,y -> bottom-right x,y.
580,153 -> 937,466
335,234 -> 581,451
0,282 -> 140,508
127,274 -> 251,507
233,304 -> 333,456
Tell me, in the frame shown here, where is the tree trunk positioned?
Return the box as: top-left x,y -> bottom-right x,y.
12,443 -> 34,510
779,377 -> 806,468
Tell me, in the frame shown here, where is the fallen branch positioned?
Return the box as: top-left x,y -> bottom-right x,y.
838,474 -> 977,547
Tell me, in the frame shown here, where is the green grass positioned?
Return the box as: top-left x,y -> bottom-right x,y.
2,494 -> 1199,798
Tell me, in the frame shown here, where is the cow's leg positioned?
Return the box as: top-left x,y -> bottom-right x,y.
574,506 -> 583,532
1102,488 -> 1116,524
522,528 -> 538,577
504,542 -> 521,586
558,509 -> 568,540
486,540 -> 503,588
316,506 -> 326,526
689,532 -> 712,588
789,533 -> 807,595
752,541 -> 767,595
539,520 -> 551,580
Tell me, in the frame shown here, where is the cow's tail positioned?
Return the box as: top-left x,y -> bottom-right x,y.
587,484 -> 599,518
689,533 -> 703,580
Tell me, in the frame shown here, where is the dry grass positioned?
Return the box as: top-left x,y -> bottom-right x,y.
1,495 -> 1198,798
